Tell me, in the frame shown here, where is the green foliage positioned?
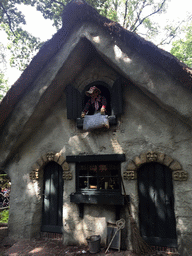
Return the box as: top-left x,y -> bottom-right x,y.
0,0 -> 41,71
6,27 -> 43,70
0,174 -> 11,190
0,0 -> 189,72
0,43 -> 6,68
32,0 -> 168,38
122,0 -> 167,32
0,73 -> 9,101
170,24 -> 192,68
0,42 -> 9,100
98,0 -> 118,22
0,209 -> 9,223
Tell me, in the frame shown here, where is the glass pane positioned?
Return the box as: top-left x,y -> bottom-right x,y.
108,177 -> 120,190
79,178 -> 88,189
79,169 -> 88,176
111,168 -> 118,176
89,165 -> 97,176
108,164 -> 118,170
99,164 -> 107,172
98,177 -> 111,190
77,162 -> 120,191
98,177 -> 105,190
89,177 -> 97,189
108,164 -> 119,176
99,168 -> 110,176
79,164 -> 88,176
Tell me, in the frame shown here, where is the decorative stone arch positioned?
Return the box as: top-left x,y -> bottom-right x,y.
29,152 -> 72,181
123,151 -> 188,181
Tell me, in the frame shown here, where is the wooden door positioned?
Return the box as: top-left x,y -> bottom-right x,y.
138,163 -> 177,247
41,161 -> 63,233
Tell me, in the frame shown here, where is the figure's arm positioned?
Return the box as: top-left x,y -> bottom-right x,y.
81,99 -> 91,118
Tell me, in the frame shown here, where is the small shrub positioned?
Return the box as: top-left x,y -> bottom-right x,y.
0,209 -> 9,223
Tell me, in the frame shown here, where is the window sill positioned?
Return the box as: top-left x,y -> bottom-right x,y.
70,192 -> 125,205
76,115 -> 117,129
70,192 -> 129,219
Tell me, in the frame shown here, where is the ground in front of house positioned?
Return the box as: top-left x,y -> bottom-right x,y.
0,226 -> 179,256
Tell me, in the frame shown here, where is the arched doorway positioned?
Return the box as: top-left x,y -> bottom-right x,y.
138,162 -> 177,247
41,161 -> 63,233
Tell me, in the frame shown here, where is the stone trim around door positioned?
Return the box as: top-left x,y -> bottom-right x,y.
29,152 -> 72,181
123,151 -> 188,181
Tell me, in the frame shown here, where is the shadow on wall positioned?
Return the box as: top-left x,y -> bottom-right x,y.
64,204 -> 110,246
64,203 -> 129,249
27,168 -> 44,238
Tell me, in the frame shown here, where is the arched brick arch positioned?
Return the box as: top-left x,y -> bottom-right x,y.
29,152 -> 72,181
123,151 -> 188,181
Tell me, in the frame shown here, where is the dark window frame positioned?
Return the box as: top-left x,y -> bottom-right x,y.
65,78 -> 123,128
76,161 -> 121,193
69,155 -> 126,213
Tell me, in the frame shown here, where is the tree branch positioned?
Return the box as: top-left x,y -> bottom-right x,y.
130,0 -> 147,30
158,20 -> 185,46
51,0 -> 65,7
0,2 -> 15,35
132,0 -> 166,32
123,0 -> 128,27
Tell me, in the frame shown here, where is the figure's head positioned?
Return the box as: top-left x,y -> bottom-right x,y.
85,86 -> 101,98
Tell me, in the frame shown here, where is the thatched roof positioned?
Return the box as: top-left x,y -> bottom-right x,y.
0,0 -> 192,132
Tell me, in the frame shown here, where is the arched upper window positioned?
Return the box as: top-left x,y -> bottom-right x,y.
82,82 -> 112,116
65,78 -> 123,126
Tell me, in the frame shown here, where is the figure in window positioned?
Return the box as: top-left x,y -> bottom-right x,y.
81,86 -> 107,118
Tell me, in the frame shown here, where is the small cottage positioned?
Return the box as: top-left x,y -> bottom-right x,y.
0,0 -> 192,254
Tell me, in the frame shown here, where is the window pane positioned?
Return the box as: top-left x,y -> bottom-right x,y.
109,177 -> 120,190
99,177 -> 105,189
99,169 -> 110,176
77,162 -> 121,191
79,164 -> 88,176
79,178 -> 88,189
89,178 -> 97,189
89,165 -> 97,176
79,169 -> 88,176
111,168 -> 118,176
99,177 -> 120,190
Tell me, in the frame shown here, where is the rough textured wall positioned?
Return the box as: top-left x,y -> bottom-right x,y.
2,24 -> 192,253
6,79 -> 192,254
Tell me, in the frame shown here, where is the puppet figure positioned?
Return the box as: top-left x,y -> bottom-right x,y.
81,86 -> 107,118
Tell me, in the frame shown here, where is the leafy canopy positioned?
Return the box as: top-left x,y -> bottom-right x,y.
0,73 -> 9,101
0,43 -> 9,101
0,0 -> 42,70
170,23 -> 192,68
0,0 -> 191,76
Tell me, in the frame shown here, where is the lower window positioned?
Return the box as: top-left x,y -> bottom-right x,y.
76,162 -> 121,192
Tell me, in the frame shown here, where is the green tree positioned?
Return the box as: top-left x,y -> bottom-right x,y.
0,42 -> 9,101
0,0 -> 42,70
0,0 -> 189,72
33,0 -> 168,38
170,23 -> 192,68
0,73 -> 9,101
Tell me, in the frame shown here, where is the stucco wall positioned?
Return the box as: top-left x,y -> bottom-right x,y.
5,74 -> 192,254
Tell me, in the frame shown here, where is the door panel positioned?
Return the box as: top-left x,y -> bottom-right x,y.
41,161 -> 63,233
138,163 -> 177,247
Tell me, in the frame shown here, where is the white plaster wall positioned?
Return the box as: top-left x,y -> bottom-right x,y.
6,79 -> 192,253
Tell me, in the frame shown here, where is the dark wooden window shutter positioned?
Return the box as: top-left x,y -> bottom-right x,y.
111,78 -> 123,115
65,84 -> 82,119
